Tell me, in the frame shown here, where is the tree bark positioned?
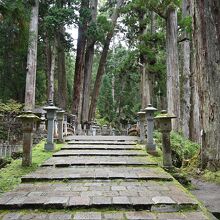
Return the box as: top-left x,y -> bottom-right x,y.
139,11 -> 151,109
166,5 -> 180,131
24,0 -> 39,111
81,0 -> 98,123
88,0 -> 125,121
181,0 -> 191,138
45,34 -> 51,102
72,0 -> 89,118
57,27 -> 67,109
48,43 -> 56,103
192,0 -> 220,168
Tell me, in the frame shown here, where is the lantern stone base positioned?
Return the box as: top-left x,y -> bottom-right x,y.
45,142 -> 55,151
146,143 -> 157,155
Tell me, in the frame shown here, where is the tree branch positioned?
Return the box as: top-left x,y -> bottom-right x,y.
178,37 -> 190,43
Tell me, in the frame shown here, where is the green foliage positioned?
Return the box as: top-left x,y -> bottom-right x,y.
202,170 -> 220,184
0,100 -> 23,113
97,46 -> 141,127
179,15 -> 192,34
0,0 -> 29,102
170,132 -> 200,160
0,140 -> 63,194
95,111 -> 109,126
154,131 -> 200,165
87,15 -> 112,43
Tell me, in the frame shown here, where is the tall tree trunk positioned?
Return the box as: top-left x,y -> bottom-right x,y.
81,0 -> 98,123
24,0 -> 39,111
190,0 -> 201,143
88,0 -> 125,121
57,27 -> 67,109
72,0 -> 89,118
181,0 -> 191,138
166,5 -> 180,131
192,0 -> 220,169
139,12 -> 151,109
48,43 -> 56,102
45,34 -> 51,102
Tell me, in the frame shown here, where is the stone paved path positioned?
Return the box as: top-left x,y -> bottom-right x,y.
0,136 -> 212,219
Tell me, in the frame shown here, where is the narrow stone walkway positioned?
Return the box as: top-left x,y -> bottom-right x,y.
0,136 -> 212,219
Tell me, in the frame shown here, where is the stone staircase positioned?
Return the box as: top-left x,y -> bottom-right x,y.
0,136 -> 211,219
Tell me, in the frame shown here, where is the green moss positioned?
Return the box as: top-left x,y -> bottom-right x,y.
202,170 -> 220,184
0,140 -> 63,194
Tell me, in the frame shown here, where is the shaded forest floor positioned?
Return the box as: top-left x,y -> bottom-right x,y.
190,178 -> 220,219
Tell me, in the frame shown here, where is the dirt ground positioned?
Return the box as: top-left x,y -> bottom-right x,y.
190,178 -> 220,219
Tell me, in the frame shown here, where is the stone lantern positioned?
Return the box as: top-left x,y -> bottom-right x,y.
63,113 -> 68,136
155,110 -> 176,169
92,125 -> 96,136
39,113 -> 46,131
111,128 -> 116,136
137,110 -> 146,144
102,125 -> 108,136
43,101 -> 59,151
144,104 -> 157,154
17,111 -> 40,166
56,109 -> 65,143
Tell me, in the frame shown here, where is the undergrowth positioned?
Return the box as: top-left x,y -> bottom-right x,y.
154,131 -> 220,184
0,140 -> 63,194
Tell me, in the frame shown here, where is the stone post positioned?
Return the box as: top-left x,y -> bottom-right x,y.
102,125 -> 108,136
57,109 -> 65,143
44,101 -> 58,151
54,117 -> 58,138
92,125 -> 96,136
155,110 -> 176,169
39,113 -> 46,131
137,110 -> 146,144
111,128 -> 116,136
17,111 -> 39,166
144,104 -> 157,154
64,114 -> 68,136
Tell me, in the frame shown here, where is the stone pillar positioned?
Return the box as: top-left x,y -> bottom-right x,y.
111,128 -> 116,136
144,104 -> 157,154
137,110 -> 146,144
44,101 -> 58,151
54,117 -> 58,138
57,109 -> 65,143
18,111 -> 39,166
39,113 -> 46,131
92,125 -> 96,136
64,114 -> 68,136
155,110 -> 176,169
102,125 -> 108,136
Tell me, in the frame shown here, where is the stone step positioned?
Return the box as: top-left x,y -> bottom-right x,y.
42,156 -> 157,167
67,141 -> 137,145
53,149 -> 147,157
0,180 -> 198,210
0,210 -> 210,220
21,167 -> 173,182
62,144 -> 142,150
65,135 -> 138,142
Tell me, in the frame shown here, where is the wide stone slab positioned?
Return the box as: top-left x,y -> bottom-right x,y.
0,210 -> 210,220
62,144 -> 142,150
67,141 -> 137,145
65,135 -> 139,142
42,156 -> 157,167
53,149 -> 147,157
21,167 -> 173,182
0,180 -> 198,210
